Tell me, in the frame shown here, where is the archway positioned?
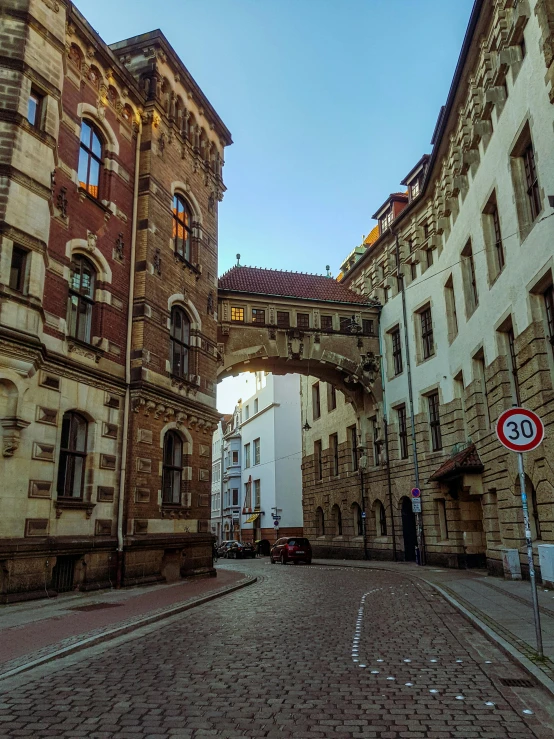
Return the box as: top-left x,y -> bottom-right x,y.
400,497 -> 417,562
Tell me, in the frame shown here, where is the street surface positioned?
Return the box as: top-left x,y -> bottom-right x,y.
1,559 -> 553,738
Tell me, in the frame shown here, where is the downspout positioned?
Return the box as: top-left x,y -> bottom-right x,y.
393,231 -> 426,565
377,309 -> 397,561
116,115 -> 142,587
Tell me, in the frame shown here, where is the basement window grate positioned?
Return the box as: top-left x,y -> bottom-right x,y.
499,678 -> 535,688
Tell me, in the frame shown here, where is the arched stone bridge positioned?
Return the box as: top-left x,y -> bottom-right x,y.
217,265 -> 381,428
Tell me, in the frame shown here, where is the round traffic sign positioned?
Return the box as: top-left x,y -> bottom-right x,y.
496,407 -> 544,452
273,520 -> 279,527
411,488 -> 421,498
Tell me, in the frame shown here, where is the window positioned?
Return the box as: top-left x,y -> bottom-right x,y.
172,195 -> 192,261
252,309 -> 265,324
232,488 -> 239,506
462,241 -> 478,315
544,285 -> 554,356
254,479 -> 261,509
170,307 -> 190,378
490,201 -> 505,273
244,405 -> 249,420
444,275 -> 458,343
411,262 -> 417,281
397,405 -> 408,459
437,499 -> 448,540
321,315 -> 333,331
78,121 -> 103,198
244,443 -> 251,468
372,419 -> 381,465
507,327 -> 521,405
316,507 -> 325,536
162,431 -> 183,505
277,311 -> 290,327
428,392 -> 442,451
339,316 -> 351,332
312,383 -> 321,420
349,425 -> 358,471
410,178 -> 420,200
57,411 -> 88,499
27,89 -> 43,127
297,313 -> 310,329
473,349 -> 491,428
391,327 -> 403,376
330,433 -> 339,476
231,307 -> 244,322
232,450 -> 239,465
420,307 -> 434,359
314,440 -> 323,480
9,246 -> 28,293
68,256 -> 96,343
254,399 -> 258,414
376,500 -> 387,536
426,249 -> 434,269
362,319 -> 374,335
327,384 -> 337,412
253,437 -> 260,465
523,142 -> 541,221
332,505 -> 342,536
353,503 -> 363,536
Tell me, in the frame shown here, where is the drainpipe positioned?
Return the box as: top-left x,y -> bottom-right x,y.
116,115 -> 142,587
393,231 -> 425,565
377,310 -> 397,561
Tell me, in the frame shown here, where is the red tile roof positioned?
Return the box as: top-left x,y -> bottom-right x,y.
218,266 -> 370,305
428,444 -> 484,482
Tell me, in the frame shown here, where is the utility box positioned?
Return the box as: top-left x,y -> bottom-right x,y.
538,544 -> 554,588
502,548 -> 522,580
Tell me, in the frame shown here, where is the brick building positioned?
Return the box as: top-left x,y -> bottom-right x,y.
0,0 -> 231,601
301,0 -> 554,578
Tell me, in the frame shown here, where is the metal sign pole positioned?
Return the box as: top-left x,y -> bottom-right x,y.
517,450 -> 543,658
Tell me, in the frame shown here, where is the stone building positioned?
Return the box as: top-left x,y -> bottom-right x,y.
0,0 -> 231,600
301,0 -> 554,577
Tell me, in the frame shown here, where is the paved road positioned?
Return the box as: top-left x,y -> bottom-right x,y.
1,559 -> 553,738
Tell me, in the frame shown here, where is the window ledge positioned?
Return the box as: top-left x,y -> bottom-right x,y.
78,188 -> 112,217
55,499 -> 95,518
174,252 -> 201,277
67,338 -> 105,363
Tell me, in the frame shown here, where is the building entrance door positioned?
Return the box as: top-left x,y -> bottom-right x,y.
401,497 -> 417,562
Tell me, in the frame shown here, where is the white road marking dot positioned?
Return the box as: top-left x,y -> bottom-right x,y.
430,689 -> 438,694
404,659 -> 411,663
456,696 -> 464,700
353,659 -> 359,663
456,660 -> 463,663
484,660 -> 492,664
430,659 -> 438,663
377,659 -> 384,662
387,677 -> 395,681
371,670 -> 379,674
405,682 -> 413,687
523,710 -> 534,715
485,702 -> 495,707
359,664 -> 367,668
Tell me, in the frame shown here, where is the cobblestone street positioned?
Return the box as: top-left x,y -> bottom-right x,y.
1,561 -> 553,738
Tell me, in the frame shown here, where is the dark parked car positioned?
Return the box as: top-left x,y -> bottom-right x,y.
219,541 -> 256,559
270,537 -> 312,565
217,540 -> 238,558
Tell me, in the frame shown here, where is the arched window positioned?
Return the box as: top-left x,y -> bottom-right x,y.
78,120 -> 103,198
332,504 -> 342,536
375,500 -> 387,536
68,256 -> 96,343
172,194 -> 192,261
57,412 -> 88,499
316,506 -> 325,537
352,502 -> 363,536
170,307 -> 190,377
162,431 -> 183,504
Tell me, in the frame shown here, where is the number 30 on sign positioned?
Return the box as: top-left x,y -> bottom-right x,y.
496,407 -> 544,453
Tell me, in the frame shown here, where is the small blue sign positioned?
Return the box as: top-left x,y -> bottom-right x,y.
411,488 -> 421,498
361,512 -> 367,518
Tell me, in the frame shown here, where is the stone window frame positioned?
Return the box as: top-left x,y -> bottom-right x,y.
331,504 -> 342,537
481,188 -> 505,285
158,423 -> 193,509
443,273 -> 458,344
55,409 -> 94,502
374,499 -> 387,537
461,239 -> 479,318
509,119 -> 543,243
413,301 -> 435,364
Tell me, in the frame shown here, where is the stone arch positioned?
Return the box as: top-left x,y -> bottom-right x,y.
373,498 -> 387,537
168,294 -> 201,332
315,506 -> 325,537
107,85 -> 119,108
65,238 -> 112,284
160,77 -> 172,115
77,103 -> 120,155
170,182 -> 203,225
351,501 -> 363,537
87,65 -> 102,89
331,503 -> 342,536
160,420 -> 193,455
68,43 -> 83,68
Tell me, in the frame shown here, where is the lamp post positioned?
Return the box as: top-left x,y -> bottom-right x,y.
357,445 -> 369,560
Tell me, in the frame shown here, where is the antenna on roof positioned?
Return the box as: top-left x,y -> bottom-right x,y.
236,253 -> 241,267
326,265 -> 332,278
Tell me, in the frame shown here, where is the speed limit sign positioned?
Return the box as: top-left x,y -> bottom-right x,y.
496,407 -> 544,453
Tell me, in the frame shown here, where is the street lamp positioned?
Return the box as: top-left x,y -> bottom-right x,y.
357,444 -> 369,560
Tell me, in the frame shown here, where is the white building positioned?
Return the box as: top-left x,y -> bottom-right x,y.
210,419 -> 227,543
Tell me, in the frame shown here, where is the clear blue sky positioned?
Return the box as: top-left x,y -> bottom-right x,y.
75,0 -> 474,278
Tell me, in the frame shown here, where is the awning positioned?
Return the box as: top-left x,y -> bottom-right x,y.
244,512 -> 261,523
428,443 -> 484,482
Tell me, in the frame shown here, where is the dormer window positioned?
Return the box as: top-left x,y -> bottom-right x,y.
380,208 -> 393,234
410,178 -> 421,200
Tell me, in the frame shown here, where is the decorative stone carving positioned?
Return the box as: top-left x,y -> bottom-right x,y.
153,248 -> 162,275
42,0 -> 60,11
86,231 -> 97,252
114,233 -> 124,260
1,417 -> 30,457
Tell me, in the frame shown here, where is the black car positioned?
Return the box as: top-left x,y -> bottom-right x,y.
217,541 -> 256,559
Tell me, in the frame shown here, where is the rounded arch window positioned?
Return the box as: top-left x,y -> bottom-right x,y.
162,430 -> 183,505
68,255 -> 96,343
316,506 -> 325,537
57,411 -> 88,499
78,120 -> 103,198
352,502 -> 363,536
332,504 -> 342,536
172,194 -> 192,261
170,307 -> 190,378
375,500 -> 387,536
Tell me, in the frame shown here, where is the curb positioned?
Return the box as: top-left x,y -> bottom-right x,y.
0,575 -> 256,681
311,560 -> 554,698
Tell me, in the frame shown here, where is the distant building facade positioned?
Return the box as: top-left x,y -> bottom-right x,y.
302,0 -> 554,577
210,419 -> 227,543
221,406 -> 242,541
0,1 -> 231,600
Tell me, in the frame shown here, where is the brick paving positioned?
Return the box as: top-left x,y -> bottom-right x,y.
0,560 -> 553,738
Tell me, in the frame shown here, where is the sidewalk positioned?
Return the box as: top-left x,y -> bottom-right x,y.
0,567 -> 254,680
313,557 -> 554,693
